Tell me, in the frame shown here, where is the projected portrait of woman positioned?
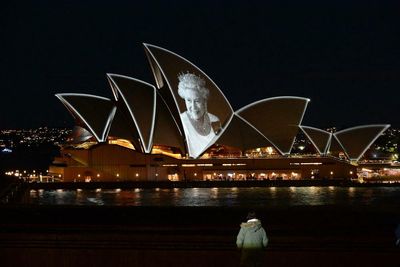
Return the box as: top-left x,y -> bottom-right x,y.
178,73 -> 221,158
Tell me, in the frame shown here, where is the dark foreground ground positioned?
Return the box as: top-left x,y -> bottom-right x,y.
0,204 -> 399,267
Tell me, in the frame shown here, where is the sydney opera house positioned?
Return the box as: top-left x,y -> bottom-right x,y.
49,44 -> 389,182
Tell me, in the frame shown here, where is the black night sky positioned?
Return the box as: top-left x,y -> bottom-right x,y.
1,1 -> 400,129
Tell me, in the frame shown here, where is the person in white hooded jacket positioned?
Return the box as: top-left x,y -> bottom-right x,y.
236,211 -> 268,267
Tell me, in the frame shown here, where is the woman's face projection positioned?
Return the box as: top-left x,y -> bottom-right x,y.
184,89 -> 206,121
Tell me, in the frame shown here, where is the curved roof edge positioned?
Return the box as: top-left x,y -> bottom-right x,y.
236,96 -> 310,155
143,44 -> 164,89
143,43 -> 234,112
55,93 -> 116,142
334,124 -> 391,161
335,124 -> 391,134
300,126 -> 332,154
143,43 -> 235,158
235,113 -> 283,155
236,96 -> 310,114
106,73 -> 157,153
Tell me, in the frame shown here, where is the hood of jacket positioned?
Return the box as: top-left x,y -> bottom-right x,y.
240,219 -> 262,232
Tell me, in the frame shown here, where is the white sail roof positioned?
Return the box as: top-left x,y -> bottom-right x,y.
237,96 -> 310,155
56,93 -> 116,142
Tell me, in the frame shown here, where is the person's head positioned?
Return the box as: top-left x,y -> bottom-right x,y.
246,211 -> 257,220
178,73 -> 209,121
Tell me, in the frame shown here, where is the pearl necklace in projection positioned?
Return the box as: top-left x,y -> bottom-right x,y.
188,113 -> 212,136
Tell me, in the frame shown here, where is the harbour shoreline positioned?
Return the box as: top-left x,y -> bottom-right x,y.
27,179 -> 400,190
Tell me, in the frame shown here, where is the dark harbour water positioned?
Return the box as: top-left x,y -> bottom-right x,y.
27,186 -> 400,208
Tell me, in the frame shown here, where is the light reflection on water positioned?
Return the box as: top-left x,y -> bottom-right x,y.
28,187 -> 400,207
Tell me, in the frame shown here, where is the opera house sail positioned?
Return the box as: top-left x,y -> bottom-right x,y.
143,44 -> 234,158
49,44 -> 390,182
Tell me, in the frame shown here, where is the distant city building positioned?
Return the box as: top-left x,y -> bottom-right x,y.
0,127 -> 70,149
49,44 -> 391,182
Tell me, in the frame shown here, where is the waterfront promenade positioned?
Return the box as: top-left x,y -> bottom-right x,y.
0,178 -> 399,266
0,204 -> 398,266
